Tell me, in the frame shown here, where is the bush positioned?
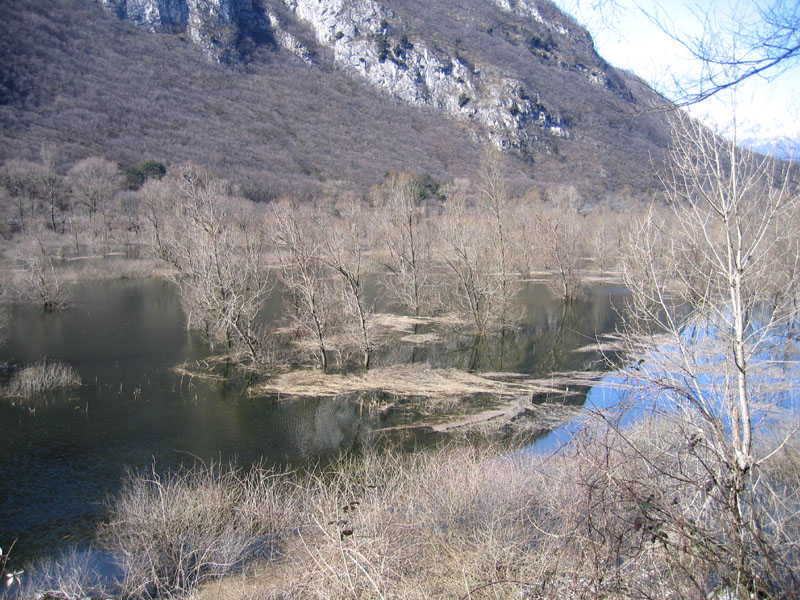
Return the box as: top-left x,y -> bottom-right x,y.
2,359 -> 81,398
100,463 -> 302,599
14,547 -> 105,600
124,160 -> 167,190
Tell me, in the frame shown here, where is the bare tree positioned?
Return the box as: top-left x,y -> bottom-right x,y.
144,165 -> 272,364
0,159 -> 47,234
439,194 -> 497,337
614,111 -> 800,597
320,198 -> 375,370
10,227 -> 69,311
68,157 -> 122,252
565,0 -> 799,107
658,0 -> 800,106
36,146 -> 69,235
509,197 -> 544,280
374,172 -> 436,317
476,148 -> 521,329
537,186 -> 587,301
586,201 -> 626,276
269,199 -> 336,372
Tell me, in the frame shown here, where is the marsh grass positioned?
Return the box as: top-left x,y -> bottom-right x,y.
96,421 -> 800,600
251,364 -> 561,400
2,359 -> 81,398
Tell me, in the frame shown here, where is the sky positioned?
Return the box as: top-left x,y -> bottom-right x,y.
551,0 -> 800,140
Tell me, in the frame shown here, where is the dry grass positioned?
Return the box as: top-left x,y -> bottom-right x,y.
250,363 -> 605,434
173,363 -> 229,381
398,332 -> 440,344
252,364 -> 567,400
59,256 -> 170,281
90,418 -> 800,600
429,397 -> 533,432
2,359 -> 81,398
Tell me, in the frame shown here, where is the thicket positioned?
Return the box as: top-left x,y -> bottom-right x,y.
9,426 -> 798,600
0,148 -> 637,370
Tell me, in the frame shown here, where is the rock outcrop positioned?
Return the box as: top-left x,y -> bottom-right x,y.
99,0 -> 641,153
101,0 -> 273,63
278,0 -> 566,151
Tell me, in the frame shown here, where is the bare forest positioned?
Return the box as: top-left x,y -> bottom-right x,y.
0,0 -> 671,199
0,146 -> 642,373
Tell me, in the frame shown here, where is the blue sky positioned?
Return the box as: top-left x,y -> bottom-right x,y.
552,0 -> 800,139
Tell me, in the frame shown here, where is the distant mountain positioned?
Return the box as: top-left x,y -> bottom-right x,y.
738,135 -> 800,161
0,0 -> 673,196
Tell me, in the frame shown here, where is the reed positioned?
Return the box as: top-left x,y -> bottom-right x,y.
3,359 -> 81,398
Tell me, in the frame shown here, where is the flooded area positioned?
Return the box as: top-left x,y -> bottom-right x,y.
0,277 -> 629,565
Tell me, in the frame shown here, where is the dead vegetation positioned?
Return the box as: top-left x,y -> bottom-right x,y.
246,362 -> 604,436
2,359 -> 81,398
90,423 -> 800,600
250,364 -> 547,399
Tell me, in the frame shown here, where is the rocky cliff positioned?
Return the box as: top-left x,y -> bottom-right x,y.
99,0 -> 649,155
101,0 -> 274,63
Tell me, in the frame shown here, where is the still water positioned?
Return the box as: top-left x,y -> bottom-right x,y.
0,278 -> 628,565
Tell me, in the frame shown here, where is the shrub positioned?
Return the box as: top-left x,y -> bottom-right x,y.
100,463 -> 302,599
2,359 -> 81,398
15,547 -> 105,600
375,33 -> 389,62
124,160 -> 167,190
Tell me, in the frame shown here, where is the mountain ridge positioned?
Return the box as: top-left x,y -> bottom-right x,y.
0,0 -> 672,197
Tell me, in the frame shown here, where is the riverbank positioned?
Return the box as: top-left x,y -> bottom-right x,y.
13,417 -> 798,600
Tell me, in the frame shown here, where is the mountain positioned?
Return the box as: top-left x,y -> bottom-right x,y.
0,0 -> 672,197
738,135 -> 800,162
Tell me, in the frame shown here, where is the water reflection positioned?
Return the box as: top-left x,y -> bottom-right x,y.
380,284 -> 625,374
0,278 -> 628,565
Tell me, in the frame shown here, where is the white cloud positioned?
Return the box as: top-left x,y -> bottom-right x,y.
552,0 -> 800,139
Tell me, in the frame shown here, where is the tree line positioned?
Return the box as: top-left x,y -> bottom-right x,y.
1,146 -> 645,371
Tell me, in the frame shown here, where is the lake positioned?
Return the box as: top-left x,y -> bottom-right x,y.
0,277 -> 629,566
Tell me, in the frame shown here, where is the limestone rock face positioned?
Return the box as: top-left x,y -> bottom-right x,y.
101,0 -> 272,62
279,0 -> 566,151
101,0 -> 631,152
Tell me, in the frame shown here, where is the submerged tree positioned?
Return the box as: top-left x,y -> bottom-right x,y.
476,148 -> 520,329
439,194 -> 497,337
68,157 -> 122,251
321,198 -> 375,370
537,186 -> 587,301
269,199 -> 336,372
11,229 -> 69,311
0,159 -> 40,234
374,172 -> 436,317
144,164 -> 271,364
